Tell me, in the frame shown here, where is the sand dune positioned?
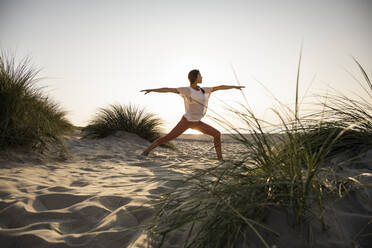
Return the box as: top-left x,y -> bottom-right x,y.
0,131 -> 371,247
0,132 -> 237,248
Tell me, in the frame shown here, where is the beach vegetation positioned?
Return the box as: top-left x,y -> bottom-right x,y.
82,103 -> 174,149
0,52 -> 73,151
146,57 -> 372,248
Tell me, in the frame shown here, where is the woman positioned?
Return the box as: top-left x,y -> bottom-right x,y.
140,69 -> 244,160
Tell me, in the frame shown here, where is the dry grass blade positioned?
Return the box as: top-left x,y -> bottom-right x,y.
351,56 -> 372,91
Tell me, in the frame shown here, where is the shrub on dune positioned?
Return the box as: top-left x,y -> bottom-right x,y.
295,122 -> 372,158
317,58 -> 372,151
0,52 -> 73,151
83,104 -> 174,148
296,58 -> 372,158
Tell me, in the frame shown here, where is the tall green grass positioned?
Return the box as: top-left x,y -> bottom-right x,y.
82,103 -> 174,149
145,58 -> 372,248
0,52 -> 73,151
147,107 -> 356,248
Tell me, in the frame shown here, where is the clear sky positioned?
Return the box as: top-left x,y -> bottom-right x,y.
1,0 -> 371,133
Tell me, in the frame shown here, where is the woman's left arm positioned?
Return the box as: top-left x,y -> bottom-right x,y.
211,85 -> 245,92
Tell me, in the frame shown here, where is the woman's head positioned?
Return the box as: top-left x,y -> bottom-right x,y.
188,69 -> 202,85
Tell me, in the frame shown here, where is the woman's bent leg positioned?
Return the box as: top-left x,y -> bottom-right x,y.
192,122 -> 222,160
142,117 -> 190,156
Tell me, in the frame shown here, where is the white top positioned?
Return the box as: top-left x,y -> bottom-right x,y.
177,86 -> 213,122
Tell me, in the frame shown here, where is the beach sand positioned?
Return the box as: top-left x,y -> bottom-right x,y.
0,131 -> 371,247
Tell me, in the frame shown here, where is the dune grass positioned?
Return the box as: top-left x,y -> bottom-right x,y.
314,57 -> 372,154
82,103 -> 174,149
145,58 -> 372,248
147,108 -> 358,248
0,52 -> 73,151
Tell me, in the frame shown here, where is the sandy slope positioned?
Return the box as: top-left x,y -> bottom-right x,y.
0,132 -> 244,248
0,132 -> 371,248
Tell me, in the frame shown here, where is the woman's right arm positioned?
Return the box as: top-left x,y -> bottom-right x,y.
141,87 -> 178,95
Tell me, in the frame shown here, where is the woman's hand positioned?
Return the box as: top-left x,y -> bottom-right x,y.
140,89 -> 152,95
234,86 -> 245,90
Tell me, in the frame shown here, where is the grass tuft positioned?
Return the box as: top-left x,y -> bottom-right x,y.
0,51 -> 73,151
82,103 -> 174,149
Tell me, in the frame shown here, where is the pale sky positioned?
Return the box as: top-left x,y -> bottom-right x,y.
1,0 -> 371,133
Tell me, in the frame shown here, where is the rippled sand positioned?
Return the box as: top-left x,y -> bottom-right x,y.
0,132 -> 245,248
0,131 -> 371,247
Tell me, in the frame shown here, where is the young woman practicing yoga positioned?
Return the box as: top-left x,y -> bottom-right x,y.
140,69 -> 244,160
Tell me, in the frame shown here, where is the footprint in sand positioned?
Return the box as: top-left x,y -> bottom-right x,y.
33,193 -> 90,210
95,195 -> 132,211
47,186 -> 71,192
70,180 -> 89,187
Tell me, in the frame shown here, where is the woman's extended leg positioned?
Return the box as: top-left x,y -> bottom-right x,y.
192,121 -> 222,160
142,116 -> 190,156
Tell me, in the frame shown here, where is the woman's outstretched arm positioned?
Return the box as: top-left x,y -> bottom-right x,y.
211,85 -> 245,92
140,87 -> 179,95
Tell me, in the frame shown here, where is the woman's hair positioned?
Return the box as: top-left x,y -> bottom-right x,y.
188,69 -> 200,84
